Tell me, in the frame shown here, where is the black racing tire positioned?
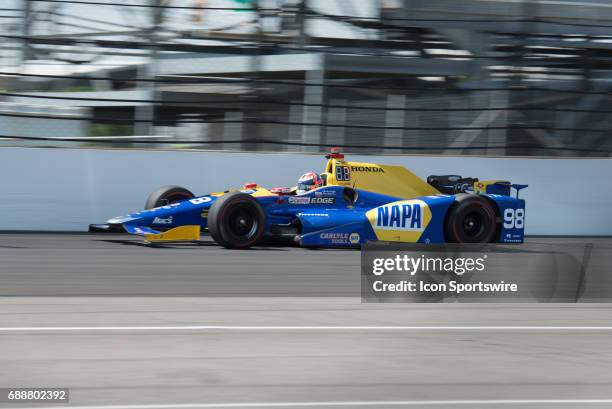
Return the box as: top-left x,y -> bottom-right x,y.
445,194 -> 497,243
144,185 -> 195,209
207,192 -> 265,249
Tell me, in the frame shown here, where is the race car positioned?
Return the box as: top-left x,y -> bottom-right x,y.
89,149 -> 527,248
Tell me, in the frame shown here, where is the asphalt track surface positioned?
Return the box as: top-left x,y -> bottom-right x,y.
1,233 -> 612,409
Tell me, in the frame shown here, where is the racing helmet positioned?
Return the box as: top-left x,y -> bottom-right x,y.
297,171 -> 323,195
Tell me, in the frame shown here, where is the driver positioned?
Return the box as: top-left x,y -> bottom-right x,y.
296,171 -> 323,195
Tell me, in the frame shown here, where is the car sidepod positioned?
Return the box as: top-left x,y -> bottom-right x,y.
364,195 -> 456,244
363,193 -> 525,244
298,210 -> 369,248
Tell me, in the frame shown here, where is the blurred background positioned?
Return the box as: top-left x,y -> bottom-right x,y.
1,0 -> 611,156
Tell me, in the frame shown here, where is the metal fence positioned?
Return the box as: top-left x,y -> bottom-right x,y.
1,0 -> 611,156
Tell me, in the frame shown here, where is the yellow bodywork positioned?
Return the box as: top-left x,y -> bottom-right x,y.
323,158 -> 439,199
145,225 -> 201,243
212,158 -> 438,200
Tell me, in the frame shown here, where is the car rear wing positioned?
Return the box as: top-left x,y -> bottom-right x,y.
475,181 -> 528,198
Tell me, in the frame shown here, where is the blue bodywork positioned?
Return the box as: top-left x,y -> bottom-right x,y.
104,184 -> 526,247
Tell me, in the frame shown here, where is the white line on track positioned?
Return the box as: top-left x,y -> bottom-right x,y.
8,399 -> 612,409
1,325 -> 612,332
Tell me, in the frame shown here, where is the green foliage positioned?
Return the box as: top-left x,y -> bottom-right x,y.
89,123 -> 133,137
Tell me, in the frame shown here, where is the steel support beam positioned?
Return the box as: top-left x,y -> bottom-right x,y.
134,0 -> 164,136
301,68 -> 325,152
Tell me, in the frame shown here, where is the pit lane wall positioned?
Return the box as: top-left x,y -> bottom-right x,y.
1,147 -> 610,235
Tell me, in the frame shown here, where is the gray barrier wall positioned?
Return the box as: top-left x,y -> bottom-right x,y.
1,147 -> 610,235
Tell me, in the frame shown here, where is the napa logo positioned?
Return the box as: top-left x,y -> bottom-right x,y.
374,203 -> 423,230
366,200 -> 432,242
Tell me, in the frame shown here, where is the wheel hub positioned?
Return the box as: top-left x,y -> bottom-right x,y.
462,212 -> 483,237
228,207 -> 257,239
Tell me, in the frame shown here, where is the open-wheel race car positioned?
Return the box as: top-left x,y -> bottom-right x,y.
89,149 -> 527,248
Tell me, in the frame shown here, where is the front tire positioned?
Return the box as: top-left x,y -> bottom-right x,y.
207,192 -> 265,249
445,194 -> 497,243
145,185 -> 195,209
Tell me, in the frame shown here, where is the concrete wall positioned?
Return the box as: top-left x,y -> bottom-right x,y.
1,147 -> 610,235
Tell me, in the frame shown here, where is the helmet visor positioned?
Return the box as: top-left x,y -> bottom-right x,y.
298,182 -> 315,192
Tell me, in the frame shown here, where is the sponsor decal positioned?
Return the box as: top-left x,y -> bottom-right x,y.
349,233 -> 361,244
303,213 -> 329,217
310,197 -> 335,205
375,203 -> 423,230
289,196 -> 336,205
241,189 -> 256,194
288,197 -> 311,205
320,232 -> 349,244
320,233 -> 347,239
350,165 -> 384,173
365,199 -> 432,243
152,216 -> 173,225
189,197 -> 212,205
315,190 -> 336,197
503,232 -> 523,243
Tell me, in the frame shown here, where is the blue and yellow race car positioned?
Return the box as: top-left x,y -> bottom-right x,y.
90,149 -> 527,248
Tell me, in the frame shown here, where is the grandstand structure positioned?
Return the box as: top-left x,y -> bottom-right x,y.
1,0 -> 611,156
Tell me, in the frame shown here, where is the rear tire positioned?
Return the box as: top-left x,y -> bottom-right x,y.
445,194 -> 497,243
207,192 -> 265,249
145,185 -> 195,209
